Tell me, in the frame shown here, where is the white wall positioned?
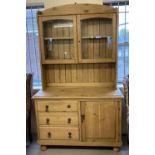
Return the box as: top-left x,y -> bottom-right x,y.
26,0 -> 103,9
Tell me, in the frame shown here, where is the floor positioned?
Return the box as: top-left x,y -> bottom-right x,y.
26,143 -> 129,155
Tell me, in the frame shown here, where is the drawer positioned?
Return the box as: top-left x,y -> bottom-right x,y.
39,127 -> 79,140
37,101 -> 78,112
38,112 -> 79,126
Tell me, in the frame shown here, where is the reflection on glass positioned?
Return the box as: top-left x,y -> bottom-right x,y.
43,20 -> 73,38
43,20 -> 74,60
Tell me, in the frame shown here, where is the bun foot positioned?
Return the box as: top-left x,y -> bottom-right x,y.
113,147 -> 120,152
41,145 -> 47,151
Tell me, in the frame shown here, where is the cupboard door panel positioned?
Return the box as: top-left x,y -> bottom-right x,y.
83,101 -> 118,140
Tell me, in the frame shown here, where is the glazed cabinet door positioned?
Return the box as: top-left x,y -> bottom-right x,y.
81,101 -> 121,141
38,16 -> 77,64
77,14 -> 117,63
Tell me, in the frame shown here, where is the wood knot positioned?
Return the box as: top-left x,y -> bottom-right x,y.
53,7 -> 56,10
84,10 -> 89,13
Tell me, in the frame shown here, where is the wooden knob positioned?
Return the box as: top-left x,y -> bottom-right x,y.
46,118 -> 50,124
68,132 -> 72,139
45,105 -> 49,112
67,105 -> 71,108
68,118 -> 71,124
48,132 -> 51,138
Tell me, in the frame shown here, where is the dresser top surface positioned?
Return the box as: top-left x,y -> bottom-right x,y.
33,87 -> 123,99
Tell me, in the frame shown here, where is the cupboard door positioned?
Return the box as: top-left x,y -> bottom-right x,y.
82,101 -> 119,141
77,14 -> 116,63
38,16 -> 77,64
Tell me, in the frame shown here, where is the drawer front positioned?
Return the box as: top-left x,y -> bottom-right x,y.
37,101 -> 78,112
39,127 -> 79,140
38,112 -> 79,126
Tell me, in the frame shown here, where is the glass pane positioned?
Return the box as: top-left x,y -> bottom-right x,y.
126,12 -> 129,24
125,45 -> 129,75
126,5 -> 129,12
125,24 -> 129,43
119,6 -> 125,12
118,45 -> 125,82
43,20 -> 74,60
119,13 -> 125,25
43,20 -> 73,38
119,24 -> 125,43
81,18 -> 113,59
26,7 -> 43,87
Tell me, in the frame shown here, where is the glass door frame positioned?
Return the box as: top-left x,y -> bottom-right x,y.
38,15 -> 78,64
77,14 -> 117,63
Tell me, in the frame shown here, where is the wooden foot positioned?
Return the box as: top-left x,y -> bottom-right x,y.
40,145 -> 47,151
113,147 -> 120,152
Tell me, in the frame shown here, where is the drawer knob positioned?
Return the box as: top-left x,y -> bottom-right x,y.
45,105 -> 49,112
67,105 -> 71,108
68,118 -> 71,124
48,132 -> 51,138
46,118 -> 50,124
68,132 -> 72,139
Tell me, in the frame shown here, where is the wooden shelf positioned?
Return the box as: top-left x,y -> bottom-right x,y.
79,58 -> 116,63
82,35 -> 112,39
44,37 -> 73,40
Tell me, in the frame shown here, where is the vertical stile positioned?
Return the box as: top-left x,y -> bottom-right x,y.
70,40 -> 73,60
54,65 -> 60,83
99,64 -> 103,82
111,63 -> 115,82
109,64 -> 112,82
50,65 -> 55,83
94,64 -> 99,82
60,65 -> 66,83
87,64 -> 94,82
65,64 -> 72,83
45,65 -> 49,84
77,64 -> 83,83
72,64 -> 77,83
82,64 -> 88,82
105,63 -> 109,82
